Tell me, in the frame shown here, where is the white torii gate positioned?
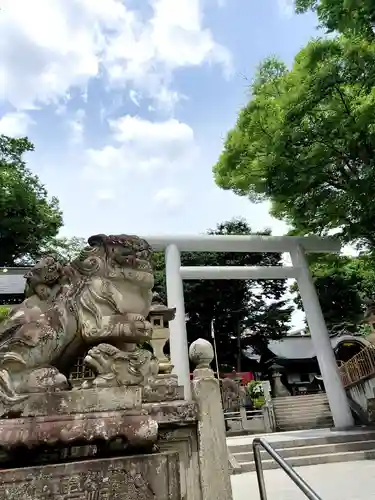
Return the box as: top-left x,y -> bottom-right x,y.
142,234 -> 354,429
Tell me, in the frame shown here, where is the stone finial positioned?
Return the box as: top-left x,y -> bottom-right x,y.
151,291 -> 163,304
189,339 -> 214,369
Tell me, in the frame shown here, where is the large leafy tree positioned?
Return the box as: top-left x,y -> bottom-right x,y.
153,218 -> 292,371
0,135 -> 63,266
293,253 -> 375,333
214,36 -> 375,247
295,0 -> 375,39
32,236 -> 87,265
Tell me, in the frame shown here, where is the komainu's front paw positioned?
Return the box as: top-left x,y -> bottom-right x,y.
19,367 -> 69,393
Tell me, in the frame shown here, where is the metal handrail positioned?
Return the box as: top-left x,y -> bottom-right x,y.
252,437 -> 323,500
338,344 -> 375,387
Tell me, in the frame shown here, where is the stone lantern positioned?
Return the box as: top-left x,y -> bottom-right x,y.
270,363 -> 290,398
148,292 -> 176,374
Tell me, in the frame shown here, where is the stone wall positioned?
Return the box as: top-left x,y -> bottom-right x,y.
347,377 -> 375,411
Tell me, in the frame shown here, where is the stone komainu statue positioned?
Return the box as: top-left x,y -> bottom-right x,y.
0,234 -> 158,414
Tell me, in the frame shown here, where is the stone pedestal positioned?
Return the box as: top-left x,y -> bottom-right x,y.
0,453 -> 180,500
0,390 -> 195,499
0,235 -> 232,499
0,338 -> 232,500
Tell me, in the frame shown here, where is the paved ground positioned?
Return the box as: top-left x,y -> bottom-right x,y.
231,460 -> 375,500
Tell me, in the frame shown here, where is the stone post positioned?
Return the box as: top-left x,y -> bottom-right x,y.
262,405 -> 272,433
261,380 -> 271,403
261,380 -> 275,431
240,406 -> 248,431
291,244 -> 354,428
189,339 -> 233,500
165,244 -> 191,399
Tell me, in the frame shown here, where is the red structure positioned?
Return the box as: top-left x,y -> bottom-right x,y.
189,371 -> 254,385
221,372 -> 254,385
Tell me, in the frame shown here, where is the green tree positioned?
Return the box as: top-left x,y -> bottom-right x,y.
293,253 -> 375,333
214,36 -> 375,247
0,135 -> 63,266
153,218 -> 292,371
295,0 -> 375,39
37,236 -> 87,265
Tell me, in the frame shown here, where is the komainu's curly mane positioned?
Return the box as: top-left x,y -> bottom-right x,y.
0,234 -> 156,416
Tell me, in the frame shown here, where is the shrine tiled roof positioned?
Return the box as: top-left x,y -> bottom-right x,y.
244,334 -> 371,362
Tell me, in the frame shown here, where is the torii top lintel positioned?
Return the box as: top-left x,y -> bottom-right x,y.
140,235 -> 340,254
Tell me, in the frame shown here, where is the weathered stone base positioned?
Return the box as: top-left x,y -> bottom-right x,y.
0,399 -> 198,470
1,386 -> 142,418
0,381 -> 185,419
0,411 -> 158,452
143,382 -> 184,403
0,452 -> 180,499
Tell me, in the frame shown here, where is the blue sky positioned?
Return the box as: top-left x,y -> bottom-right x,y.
0,0 -> 324,329
0,0 -> 319,240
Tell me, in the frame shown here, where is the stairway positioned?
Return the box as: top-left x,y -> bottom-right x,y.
228,428 -> 375,474
273,393 -> 333,431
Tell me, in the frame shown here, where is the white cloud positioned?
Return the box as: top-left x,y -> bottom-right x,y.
83,114 -> 198,189
84,145 -> 122,183
154,187 -> 183,208
129,90 -> 141,107
0,0 -> 231,111
96,188 -> 115,201
0,0 -> 100,109
0,111 -> 34,136
278,0 -> 294,18
68,109 -> 85,144
109,115 -> 194,146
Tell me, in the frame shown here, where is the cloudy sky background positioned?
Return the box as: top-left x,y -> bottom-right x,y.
0,0 -> 321,328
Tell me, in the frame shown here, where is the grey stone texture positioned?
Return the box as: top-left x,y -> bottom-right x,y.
0,452 -> 180,500
8,386 -> 142,417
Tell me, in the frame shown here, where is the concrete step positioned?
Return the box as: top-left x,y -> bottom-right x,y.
273,394 -> 333,431
272,394 -> 328,406
273,404 -> 330,413
274,397 -> 329,404
228,429 -> 375,474
275,410 -> 333,429
275,410 -> 331,422
273,398 -> 329,408
274,406 -> 331,417
276,419 -> 333,426
273,394 -> 328,401
277,420 -> 333,432
273,405 -> 330,412
228,430 -> 375,454
233,439 -> 375,463
238,448 -> 375,472
274,412 -> 331,421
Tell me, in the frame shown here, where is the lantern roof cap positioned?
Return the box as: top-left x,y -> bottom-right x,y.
149,292 -> 176,321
